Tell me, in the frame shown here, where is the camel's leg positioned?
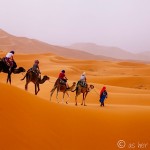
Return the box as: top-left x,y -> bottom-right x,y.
7,73 -> 11,84
50,86 -> 57,101
25,84 -> 28,91
81,93 -> 85,105
6,75 -> 9,84
65,91 -> 70,104
35,84 -> 40,95
83,92 -> 88,106
50,90 -> 55,101
75,95 -> 78,106
38,84 -> 40,94
35,84 -> 37,95
56,88 -> 59,103
62,92 -> 65,103
75,91 -> 79,106
25,77 -> 29,91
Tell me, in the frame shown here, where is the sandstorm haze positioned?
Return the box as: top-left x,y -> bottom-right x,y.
1,0 -> 150,53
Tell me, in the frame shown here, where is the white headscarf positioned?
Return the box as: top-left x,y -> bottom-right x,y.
82,72 -> 86,76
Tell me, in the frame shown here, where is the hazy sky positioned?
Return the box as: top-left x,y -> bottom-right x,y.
1,0 -> 150,53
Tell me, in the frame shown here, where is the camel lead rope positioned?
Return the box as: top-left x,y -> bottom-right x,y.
22,72 -> 25,76
93,88 -> 100,97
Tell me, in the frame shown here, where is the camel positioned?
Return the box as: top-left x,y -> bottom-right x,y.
72,83 -> 94,106
0,58 -> 26,84
21,71 -> 49,95
50,78 -> 76,103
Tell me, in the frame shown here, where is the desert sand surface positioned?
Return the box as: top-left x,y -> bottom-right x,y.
0,52 -> 150,150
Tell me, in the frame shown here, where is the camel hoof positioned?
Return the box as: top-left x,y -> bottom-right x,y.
75,103 -> 77,106
81,103 -> 83,105
84,104 -> 87,106
66,102 -> 68,104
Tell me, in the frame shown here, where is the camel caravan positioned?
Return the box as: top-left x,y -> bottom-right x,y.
0,51 -> 95,106
50,70 -> 94,106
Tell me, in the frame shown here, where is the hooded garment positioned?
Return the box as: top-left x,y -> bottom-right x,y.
80,74 -> 86,81
100,86 -> 106,97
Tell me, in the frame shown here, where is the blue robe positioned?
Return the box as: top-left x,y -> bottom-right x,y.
99,90 -> 107,103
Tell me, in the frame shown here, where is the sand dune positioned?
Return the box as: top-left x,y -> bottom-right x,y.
0,47 -> 150,149
0,52 -> 150,97
68,42 -> 150,62
0,82 -> 150,150
0,29 -> 112,60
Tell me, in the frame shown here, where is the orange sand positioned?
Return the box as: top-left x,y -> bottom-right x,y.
0,52 -> 150,150
0,29 -> 150,149
0,82 -> 150,150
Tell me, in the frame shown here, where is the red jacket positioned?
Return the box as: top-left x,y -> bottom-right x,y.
59,72 -> 65,79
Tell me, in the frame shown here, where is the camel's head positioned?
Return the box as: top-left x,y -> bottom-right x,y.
43,75 -> 50,81
19,67 -> 26,72
87,85 -> 94,92
89,85 -> 94,89
13,67 -> 26,74
72,82 -> 76,86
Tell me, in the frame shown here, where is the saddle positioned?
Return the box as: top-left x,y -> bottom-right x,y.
59,79 -> 66,85
3,57 -> 13,67
77,80 -> 87,87
27,68 -> 41,77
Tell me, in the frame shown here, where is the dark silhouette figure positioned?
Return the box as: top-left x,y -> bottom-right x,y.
0,58 -> 26,84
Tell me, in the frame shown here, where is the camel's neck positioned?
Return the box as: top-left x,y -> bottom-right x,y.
39,78 -> 47,84
68,84 -> 76,91
13,68 -> 22,74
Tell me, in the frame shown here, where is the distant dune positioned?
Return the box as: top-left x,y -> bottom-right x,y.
1,29 -> 150,61
137,51 -> 150,60
67,42 -> 150,62
0,29 -> 113,60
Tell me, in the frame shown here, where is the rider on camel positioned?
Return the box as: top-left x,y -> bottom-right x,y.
80,72 -> 86,82
5,50 -> 15,72
78,72 -> 87,87
58,70 -> 69,89
31,60 -> 41,78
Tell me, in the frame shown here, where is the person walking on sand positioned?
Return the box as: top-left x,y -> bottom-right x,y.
99,86 -> 108,107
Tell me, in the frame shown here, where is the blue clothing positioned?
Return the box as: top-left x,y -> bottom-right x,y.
99,90 -> 107,103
